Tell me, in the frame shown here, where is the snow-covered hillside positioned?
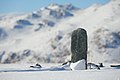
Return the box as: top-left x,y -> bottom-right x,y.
0,63 -> 120,80
0,0 -> 120,64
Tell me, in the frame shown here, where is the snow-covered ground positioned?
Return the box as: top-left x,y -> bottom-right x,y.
0,0 -> 120,64
0,63 -> 120,80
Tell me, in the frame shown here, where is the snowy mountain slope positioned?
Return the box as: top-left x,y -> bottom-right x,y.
0,0 -> 120,64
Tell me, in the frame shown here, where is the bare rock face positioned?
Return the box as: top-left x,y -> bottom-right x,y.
71,28 -> 87,69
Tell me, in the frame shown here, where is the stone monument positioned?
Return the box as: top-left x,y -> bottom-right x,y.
71,28 -> 87,69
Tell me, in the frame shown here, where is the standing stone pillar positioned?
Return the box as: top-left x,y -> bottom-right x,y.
71,28 -> 87,69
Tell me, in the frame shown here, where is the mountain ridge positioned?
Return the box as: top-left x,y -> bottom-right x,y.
0,0 -> 120,63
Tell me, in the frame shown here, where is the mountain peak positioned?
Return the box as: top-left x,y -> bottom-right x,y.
0,2 -> 120,63
46,3 -> 78,11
